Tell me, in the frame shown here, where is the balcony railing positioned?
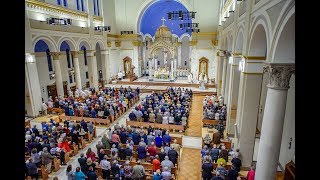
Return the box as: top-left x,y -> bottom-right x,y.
26,0 -> 88,20
29,19 -> 89,34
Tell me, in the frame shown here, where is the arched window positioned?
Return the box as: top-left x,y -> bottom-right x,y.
93,0 -> 97,15
76,0 -> 80,10
57,0 -> 61,5
97,0 -> 100,16
83,48 -> 87,65
157,60 -> 160,65
66,49 -> 71,68
71,53 -> 74,67
46,49 -> 53,72
81,0 -> 85,11
63,0 -> 67,7
184,60 -> 187,66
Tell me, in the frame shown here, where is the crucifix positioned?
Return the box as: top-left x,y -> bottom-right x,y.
161,17 -> 166,26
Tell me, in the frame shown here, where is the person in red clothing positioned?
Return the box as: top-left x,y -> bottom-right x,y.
147,142 -> 158,162
246,165 -> 256,180
57,138 -> 71,152
86,147 -> 97,162
152,155 -> 161,172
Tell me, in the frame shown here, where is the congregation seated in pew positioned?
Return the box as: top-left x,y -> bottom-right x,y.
24,116 -> 97,179
127,87 -> 192,128
203,94 -> 227,121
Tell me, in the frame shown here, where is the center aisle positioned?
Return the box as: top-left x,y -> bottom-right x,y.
178,94 -> 206,179
186,94 -> 205,137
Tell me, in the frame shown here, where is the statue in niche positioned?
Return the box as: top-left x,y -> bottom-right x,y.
200,61 -> 207,74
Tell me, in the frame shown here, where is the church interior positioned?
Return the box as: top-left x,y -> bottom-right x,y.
25,0 -> 295,179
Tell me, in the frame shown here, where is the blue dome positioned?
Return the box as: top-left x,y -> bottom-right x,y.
140,0 -> 192,38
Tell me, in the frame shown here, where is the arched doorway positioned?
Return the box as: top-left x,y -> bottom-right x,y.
123,56 -> 132,78
198,57 -> 208,79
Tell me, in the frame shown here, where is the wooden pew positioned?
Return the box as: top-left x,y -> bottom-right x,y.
39,165 -> 49,180
80,136 -> 86,149
213,163 -> 231,170
25,119 -> 31,127
169,124 -> 185,132
95,118 -> 110,126
202,119 -> 226,126
65,151 -> 71,163
52,157 -> 60,172
71,142 -> 79,155
93,126 -> 97,138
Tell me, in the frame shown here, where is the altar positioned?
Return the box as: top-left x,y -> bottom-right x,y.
154,67 -> 170,79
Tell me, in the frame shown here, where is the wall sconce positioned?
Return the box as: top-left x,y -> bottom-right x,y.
49,72 -> 56,80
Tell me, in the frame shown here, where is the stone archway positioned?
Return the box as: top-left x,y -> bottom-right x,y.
123,56 -> 132,78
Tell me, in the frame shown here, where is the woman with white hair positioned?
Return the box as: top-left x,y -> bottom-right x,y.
123,160 -> 133,179
203,134 -> 212,148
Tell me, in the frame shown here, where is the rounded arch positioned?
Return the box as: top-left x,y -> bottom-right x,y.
179,33 -> 192,42
78,38 -> 92,51
248,15 -> 271,58
135,0 -> 191,33
271,7 -> 295,63
150,46 -> 174,58
57,37 -> 76,51
95,39 -> 106,50
142,33 -> 153,42
234,26 -> 244,53
32,36 -> 57,52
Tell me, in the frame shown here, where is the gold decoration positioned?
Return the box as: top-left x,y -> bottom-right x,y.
49,52 -> 61,60
189,40 -> 197,46
70,51 -> 81,58
240,56 -> 266,60
26,0 -> 88,19
115,41 -> 121,47
93,15 -> 103,22
177,42 -> 182,46
107,41 -> 111,47
132,40 -> 141,46
212,40 -> 218,46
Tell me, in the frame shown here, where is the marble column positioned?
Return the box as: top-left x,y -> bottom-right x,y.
174,58 -> 177,77
235,56 -> 265,168
225,55 -> 241,134
255,63 -> 295,180
216,51 -> 224,96
25,53 -> 42,117
154,57 -> 158,71
221,55 -> 228,97
178,44 -> 182,68
50,52 -> 64,97
71,51 -> 82,90
87,50 -> 99,91
100,50 -> 110,83
170,59 -> 174,80
148,58 -> 153,80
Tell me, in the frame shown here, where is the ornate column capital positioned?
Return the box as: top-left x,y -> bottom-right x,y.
177,42 -> 182,46
189,40 -> 197,46
86,50 -> 96,57
263,63 -> 295,90
70,51 -> 81,58
49,52 -> 61,60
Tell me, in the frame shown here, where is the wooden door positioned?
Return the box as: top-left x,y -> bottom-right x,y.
47,84 -> 57,99
63,81 -> 68,97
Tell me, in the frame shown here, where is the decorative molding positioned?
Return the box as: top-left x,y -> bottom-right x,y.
70,51 -> 81,58
212,40 -> 218,46
231,52 -> 242,56
132,40 -> 141,46
189,40 -> 197,46
115,40 -> 121,47
107,41 -> 111,47
93,15 -> 103,22
241,72 -> 263,75
241,56 -> 266,60
263,63 -> 295,90
107,34 -> 119,38
86,50 -> 96,57
192,32 -> 218,37
26,0 -> 88,19
49,52 -> 61,60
